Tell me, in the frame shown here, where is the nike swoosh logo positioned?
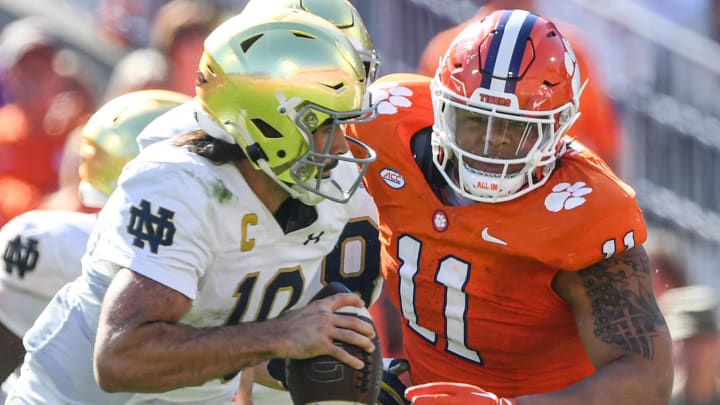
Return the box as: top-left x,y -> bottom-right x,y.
481,227 -> 508,246
532,99 -> 546,109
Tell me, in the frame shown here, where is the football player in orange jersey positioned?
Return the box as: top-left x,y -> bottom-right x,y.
348,9 -> 672,405
417,0 -> 622,169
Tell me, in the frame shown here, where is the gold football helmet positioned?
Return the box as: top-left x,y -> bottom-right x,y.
243,0 -> 380,85
79,90 -> 191,208
195,8 -> 376,205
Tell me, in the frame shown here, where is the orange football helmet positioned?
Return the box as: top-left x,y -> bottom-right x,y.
431,9 -> 584,203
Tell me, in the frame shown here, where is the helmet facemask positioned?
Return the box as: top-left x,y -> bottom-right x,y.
220,92 -> 377,206
432,80 -> 579,203
430,9 -> 583,203
277,94 -> 377,205
355,46 -> 381,86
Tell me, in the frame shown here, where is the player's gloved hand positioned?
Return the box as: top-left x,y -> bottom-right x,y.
266,357 -> 287,389
377,358 -> 411,404
405,382 -> 517,405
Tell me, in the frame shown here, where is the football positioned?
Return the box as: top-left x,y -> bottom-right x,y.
286,283 -> 383,404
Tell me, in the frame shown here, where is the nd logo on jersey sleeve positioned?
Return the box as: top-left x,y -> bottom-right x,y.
126,199 -> 176,254
3,235 -> 39,279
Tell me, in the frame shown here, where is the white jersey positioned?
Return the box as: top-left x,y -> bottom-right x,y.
15,105 -> 382,404
0,210 -> 96,336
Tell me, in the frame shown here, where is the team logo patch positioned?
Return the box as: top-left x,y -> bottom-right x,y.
432,210 -> 449,232
370,83 -> 413,115
379,168 -> 405,189
126,199 -> 176,254
3,235 -> 39,279
544,182 -> 593,212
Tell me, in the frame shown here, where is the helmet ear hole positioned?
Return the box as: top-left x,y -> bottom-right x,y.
250,118 -> 287,161
251,119 -> 283,139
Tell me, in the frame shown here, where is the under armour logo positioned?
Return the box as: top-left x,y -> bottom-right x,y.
304,231 -> 325,245
3,235 -> 39,279
126,199 -> 176,254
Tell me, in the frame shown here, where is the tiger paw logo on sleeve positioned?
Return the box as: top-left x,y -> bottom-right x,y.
544,182 -> 593,212
370,83 -> 413,115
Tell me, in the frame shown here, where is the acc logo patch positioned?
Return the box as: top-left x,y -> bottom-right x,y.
126,199 -> 176,254
379,168 -> 405,189
370,83 -> 413,115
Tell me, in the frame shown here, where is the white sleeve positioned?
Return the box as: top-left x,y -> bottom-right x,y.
88,159 -> 214,299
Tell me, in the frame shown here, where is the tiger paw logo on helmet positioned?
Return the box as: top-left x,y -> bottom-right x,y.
544,182 -> 593,212
370,83 -> 413,115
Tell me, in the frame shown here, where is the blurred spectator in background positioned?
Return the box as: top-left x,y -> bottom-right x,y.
147,0 -> 223,96
104,48 -> 168,101
652,251 -> 691,299
646,227 -> 690,299
103,0 -> 223,100
661,286 -> 720,405
0,17 -> 95,227
97,0 -> 167,50
50,46 -> 169,211
37,128 -> 87,212
634,0 -> 720,42
417,0 -> 622,169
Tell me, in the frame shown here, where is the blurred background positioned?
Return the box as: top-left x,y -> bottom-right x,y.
4,0 -> 714,289
0,0 -> 717,302
1,0 -> 718,402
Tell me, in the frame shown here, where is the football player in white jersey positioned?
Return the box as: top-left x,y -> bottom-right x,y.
132,2 -> 386,402
0,89 -> 191,403
7,8 -> 382,405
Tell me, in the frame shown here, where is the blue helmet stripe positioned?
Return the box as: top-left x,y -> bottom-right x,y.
505,12 -> 538,93
480,10 -> 513,90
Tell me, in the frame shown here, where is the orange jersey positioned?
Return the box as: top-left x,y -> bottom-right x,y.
349,74 -> 647,397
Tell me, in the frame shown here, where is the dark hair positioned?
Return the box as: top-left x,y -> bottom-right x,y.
171,129 -> 246,164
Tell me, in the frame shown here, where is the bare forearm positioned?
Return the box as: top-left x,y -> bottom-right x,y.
95,270 -> 374,394
515,355 -> 672,405
95,319 -> 286,393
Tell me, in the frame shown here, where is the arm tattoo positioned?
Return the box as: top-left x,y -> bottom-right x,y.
578,247 -> 666,360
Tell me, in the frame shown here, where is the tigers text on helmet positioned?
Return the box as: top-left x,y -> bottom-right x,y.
242,0 -> 380,85
431,9 -> 584,203
195,8 -> 376,206
78,90 -> 191,208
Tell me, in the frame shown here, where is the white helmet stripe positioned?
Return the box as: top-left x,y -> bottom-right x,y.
489,9 -> 531,92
